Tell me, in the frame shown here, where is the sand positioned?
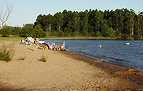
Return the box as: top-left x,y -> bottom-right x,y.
0,41 -> 143,91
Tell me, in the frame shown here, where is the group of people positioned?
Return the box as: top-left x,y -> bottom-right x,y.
41,40 -> 67,51
20,37 -> 35,45
20,37 -> 67,51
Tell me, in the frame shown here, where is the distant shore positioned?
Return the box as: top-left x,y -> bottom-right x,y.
1,36 -> 143,42
40,36 -> 138,40
0,41 -> 143,90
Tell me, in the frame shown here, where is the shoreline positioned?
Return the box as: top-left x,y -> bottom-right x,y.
40,36 -> 143,40
0,41 -> 143,90
60,51 -> 143,87
40,37 -> 117,40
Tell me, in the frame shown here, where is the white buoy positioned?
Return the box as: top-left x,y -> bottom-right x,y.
125,43 -> 130,45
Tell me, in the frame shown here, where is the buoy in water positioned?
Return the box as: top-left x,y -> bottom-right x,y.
125,43 -> 130,45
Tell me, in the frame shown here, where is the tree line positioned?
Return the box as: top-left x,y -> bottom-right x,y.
1,9 -> 143,39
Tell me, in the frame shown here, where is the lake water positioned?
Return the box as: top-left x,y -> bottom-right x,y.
44,39 -> 143,71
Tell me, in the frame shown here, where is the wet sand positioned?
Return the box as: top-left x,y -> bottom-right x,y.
0,41 -> 143,91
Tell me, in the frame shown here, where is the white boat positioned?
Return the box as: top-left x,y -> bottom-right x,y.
27,37 -> 34,43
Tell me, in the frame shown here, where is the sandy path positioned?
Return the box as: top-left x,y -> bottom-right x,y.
0,41 -> 142,90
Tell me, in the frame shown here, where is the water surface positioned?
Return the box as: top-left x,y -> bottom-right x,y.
44,39 -> 143,71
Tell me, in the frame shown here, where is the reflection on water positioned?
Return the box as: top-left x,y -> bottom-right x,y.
44,39 -> 143,71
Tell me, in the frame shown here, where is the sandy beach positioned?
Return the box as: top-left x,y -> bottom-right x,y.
0,41 -> 143,91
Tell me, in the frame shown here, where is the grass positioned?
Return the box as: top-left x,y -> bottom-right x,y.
39,55 -> 47,62
0,45 -> 14,62
0,35 -> 23,41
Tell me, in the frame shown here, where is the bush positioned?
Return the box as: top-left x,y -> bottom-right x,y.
95,31 -> 102,37
121,34 -> 132,40
1,26 -> 11,37
0,46 -> 14,62
39,55 -> 47,62
106,27 -> 116,37
133,35 -> 142,40
58,30 -> 64,37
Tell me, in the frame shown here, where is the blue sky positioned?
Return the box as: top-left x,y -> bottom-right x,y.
1,0 -> 143,27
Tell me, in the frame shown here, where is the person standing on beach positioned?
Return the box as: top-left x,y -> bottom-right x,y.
60,40 -> 66,51
34,38 -> 39,51
63,40 -> 65,46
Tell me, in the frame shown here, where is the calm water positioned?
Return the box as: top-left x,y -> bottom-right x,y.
44,39 -> 143,71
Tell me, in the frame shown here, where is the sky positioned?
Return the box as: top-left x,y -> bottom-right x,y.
1,0 -> 143,27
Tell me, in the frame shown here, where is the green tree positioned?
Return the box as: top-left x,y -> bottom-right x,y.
101,23 -> 109,37
129,9 -> 136,36
96,31 -> 102,37
11,27 -> 22,36
33,9 -> 142,39
62,10 -> 73,36
72,12 -> 80,36
1,26 -> 11,37
136,12 -> 143,36
80,10 -> 89,36
106,27 -> 116,37
33,24 -> 45,37
53,12 -> 63,31
43,14 -> 53,36
22,24 -> 34,37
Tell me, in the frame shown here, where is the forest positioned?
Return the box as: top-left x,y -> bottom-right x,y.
1,8 -> 143,39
